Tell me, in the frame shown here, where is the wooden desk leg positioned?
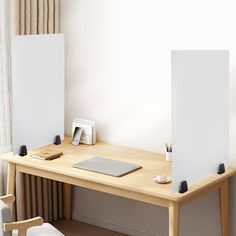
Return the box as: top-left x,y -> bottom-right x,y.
64,183 -> 72,220
169,201 -> 180,236
219,179 -> 229,236
6,163 -> 16,214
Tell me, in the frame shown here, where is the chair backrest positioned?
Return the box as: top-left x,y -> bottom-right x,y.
0,200 -> 12,236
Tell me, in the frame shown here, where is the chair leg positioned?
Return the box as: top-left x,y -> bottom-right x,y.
7,163 -> 16,215
18,229 -> 27,236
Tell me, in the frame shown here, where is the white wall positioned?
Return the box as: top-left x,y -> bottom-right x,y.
62,0 -> 172,153
61,0 -> 236,235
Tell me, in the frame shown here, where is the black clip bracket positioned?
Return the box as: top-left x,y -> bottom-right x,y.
54,135 -> 61,145
19,145 -> 27,156
217,163 -> 225,175
179,180 -> 188,194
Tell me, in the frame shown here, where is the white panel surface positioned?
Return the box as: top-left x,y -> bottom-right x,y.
12,34 -> 64,154
172,50 -> 229,192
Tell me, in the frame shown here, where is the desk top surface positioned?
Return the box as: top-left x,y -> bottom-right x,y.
1,137 -> 235,202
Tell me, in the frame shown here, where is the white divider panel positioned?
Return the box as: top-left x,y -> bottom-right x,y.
12,34 -> 64,154
172,50 -> 229,193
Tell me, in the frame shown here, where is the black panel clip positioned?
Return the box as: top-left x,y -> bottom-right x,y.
179,180 -> 188,194
19,145 -> 27,157
217,163 -> 225,175
54,135 -> 61,145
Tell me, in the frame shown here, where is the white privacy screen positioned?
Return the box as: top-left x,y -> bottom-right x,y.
12,34 -> 64,154
172,50 -> 229,193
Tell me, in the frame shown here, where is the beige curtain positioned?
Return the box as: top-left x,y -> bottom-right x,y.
12,0 -> 64,222
0,0 -> 12,196
13,0 -> 60,35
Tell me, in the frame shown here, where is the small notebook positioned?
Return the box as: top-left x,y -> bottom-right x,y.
31,150 -> 63,160
73,156 -> 142,177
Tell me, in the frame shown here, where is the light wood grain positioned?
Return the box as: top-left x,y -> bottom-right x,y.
6,163 -> 16,213
179,170 -> 235,206
0,194 -> 15,205
2,138 -> 235,203
18,229 -> 26,236
1,137 -> 236,236
219,179 -> 229,236
169,201 -> 180,236
15,163 -> 170,207
2,138 -> 174,200
4,216 -> 44,236
64,183 -> 72,220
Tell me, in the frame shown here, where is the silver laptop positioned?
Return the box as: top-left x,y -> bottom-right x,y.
73,156 -> 142,177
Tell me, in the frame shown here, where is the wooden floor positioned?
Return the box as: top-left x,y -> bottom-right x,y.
52,220 -> 127,236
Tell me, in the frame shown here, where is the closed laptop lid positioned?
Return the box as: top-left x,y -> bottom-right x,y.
73,156 -> 142,177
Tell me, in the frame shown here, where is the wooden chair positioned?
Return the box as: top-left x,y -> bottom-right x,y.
0,194 -> 64,236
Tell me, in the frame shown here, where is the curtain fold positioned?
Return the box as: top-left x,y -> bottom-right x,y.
0,0 -> 12,196
12,0 -> 63,222
13,0 -> 60,35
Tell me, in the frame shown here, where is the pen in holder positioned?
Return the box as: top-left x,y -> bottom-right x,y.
165,143 -> 172,162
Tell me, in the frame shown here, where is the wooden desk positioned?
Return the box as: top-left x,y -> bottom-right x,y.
1,138 -> 235,236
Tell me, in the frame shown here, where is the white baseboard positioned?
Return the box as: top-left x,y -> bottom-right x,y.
72,211 -> 157,236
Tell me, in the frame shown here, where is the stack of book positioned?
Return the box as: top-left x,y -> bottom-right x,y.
72,118 -> 96,145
